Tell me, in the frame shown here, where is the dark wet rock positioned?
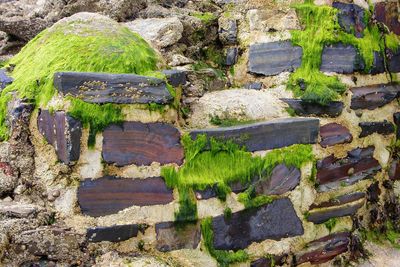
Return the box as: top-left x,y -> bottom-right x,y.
320,44 -> 364,74
37,110 -> 82,165
0,201 -> 38,218
248,41 -> 302,76
359,121 -> 395,138
212,198 -> 304,250
316,146 -> 381,192
155,222 -> 201,252
295,232 -> 350,265
251,255 -> 286,267
225,47 -> 238,66
375,2 -> 400,35
102,122 -> 184,166
367,182 -> 380,203
255,164 -> 301,195
369,51 -> 385,74
281,99 -> 344,117
308,192 -> 365,224
0,69 -> 13,90
350,83 -> 400,110
218,19 -> 237,45
195,185 -> 218,200
333,2 -> 366,38
370,49 -> 400,74
162,69 -> 187,87
78,176 -> 174,217
190,118 -> 319,152
394,113 -> 400,139
389,160 -> 400,181
87,224 -> 144,243
387,48 -> 400,73
54,72 -> 173,104
244,82 -> 263,90
320,123 -> 353,147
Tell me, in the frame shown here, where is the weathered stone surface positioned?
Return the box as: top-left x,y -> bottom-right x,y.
320,44 -> 364,74
369,49 -> 400,74
281,99 -> 344,117
87,224 -> 142,243
359,121 -> 395,138
375,2 -> 400,35
333,2 -> 366,38
251,255 -> 285,267
54,72 -> 173,105
162,69 -> 187,87
387,48 -> 400,73
78,176 -> 173,217
370,51 -> 386,75
37,110 -> 82,165
155,222 -> 201,252
212,198 -> 304,250
0,69 -> 13,90
195,185 -> 218,200
389,160 -> 400,181
308,192 -> 365,224
0,201 -> 38,218
255,164 -> 301,195
248,41 -> 302,76
350,83 -> 400,110
317,146 -> 381,192
218,18 -> 237,45
244,82 -> 263,90
394,112 -> 400,139
102,122 -> 184,166
320,123 -> 353,147
295,232 -> 350,265
226,47 -> 238,66
0,162 -> 17,197
190,118 -> 319,152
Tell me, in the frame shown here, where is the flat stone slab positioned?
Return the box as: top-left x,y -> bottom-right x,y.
375,2 -> 400,35
248,41 -> 302,76
190,118 -> 319,152
155,222 -> 201,252
320,123 -> 353,147
0,201 -> 38,218
255,164 -> 301,195
102,122 -> 184,166
212,198 -> 304,250
281,99 -> 343,117
86,224 -> 142,243
317,146 -> 381,192
54,72 -> 173,104
78,176 -> 174,217
37,110 -> 82,165
320,44 -> 364,74
0,69 -> 13,90
350,83 -> 400,110
333,2 -> 366,38
359,121 -> 395,138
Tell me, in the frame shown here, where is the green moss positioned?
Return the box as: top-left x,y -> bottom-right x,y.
237,187 -> 275,209
191,12 -> 218,26
361,221 -> 400,249
223,207 -> 232,219
174,187 -> 198,223
210,115 -> 257,127
324,217 -> 338,232
147,103 -> 167,114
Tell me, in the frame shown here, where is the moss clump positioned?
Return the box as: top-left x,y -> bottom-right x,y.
324,217 -> 338,232
210,115 -> 257,127
174,187 -> 198,223
361,221 -> 400,249
191,12 -> 218,26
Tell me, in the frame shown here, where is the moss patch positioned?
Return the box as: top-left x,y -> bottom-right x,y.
210,115 -> 257,127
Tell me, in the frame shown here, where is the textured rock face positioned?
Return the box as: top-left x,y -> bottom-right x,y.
350,83 -> 400,110
251,255 -> 285,267
359,121 -> 395,138
212,198 -> 304,250
320,44 -> 364,73
282,99 -> 344,117
225,47 -> 238,66
255,164 -> 301,195
78,176 -> 174,217
320,123 -> 353,147
0,162 -> 17,197
333,2 -> 366,38
394,112 -> 400,139
155,222 -> 201,252
37,110 -> 82,165
162,69 -> 187,87
102,122 -> 184,166
390,160 -> 400,181
87,224 -> 141,243
218,18 -> 237,45
0,69 -> 13,90
375,2 -> 400,35
248,41 -> 302,76
54,72 -> 173,105
0,201 -> 38,218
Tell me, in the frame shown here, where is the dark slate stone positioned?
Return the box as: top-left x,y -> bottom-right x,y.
316,146 -> 381,192
155,222 -> 201,252
320,123 -> 353,148
219,20 -> 237,45
251,255 -> 285,267
281,99 -> 344,117
54,72 -> 173,104
212,198 -> 304,250
333,2 -> 366,38
248,41 -> 302,76
359,121 -> 395,138
387,48 -> 400,73
375,2 -> 400,35
308,192 -> 365,224
195,185 -> 218,200
102,122 -> 184,166
369,51 -> 385,75
244,82 -> 263,90
86,224 -> 141,243
190,118 -> 319,152
389,160 -> 400,181
255,164 -> 301,195
350,83 -> 400,110
367,182 -> 380,203
162,69 -> 187,87
295,232 -> 350,265
0,69 -> 13,90
320,44 -> 364,74
78,176 -> 174,217
37,110 -> 82,165
394,112 -> 400,139
225,47 -> 238,66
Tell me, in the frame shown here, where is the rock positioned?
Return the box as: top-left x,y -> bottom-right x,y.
0,69 -> 13,90
37,110 -> 82,165
162,69 -> 187,87
316,146 -> 381,192
320,123 -> 353,147
155,222 -> 201,252
244,82 -> 263,90
247,9 -> 300,32
0,16 -> 49,42
125,17 -> 183,48
102,122 -> 184,166
282,99 -> 344,117
387,48 -> 400,73
389,160 -> 400,181
374,2 -> 400,35
225,47 -> 238,66
212,198 -> 304,250
350,83 -> 400,110
218,18 -> 237,45
87,224 -> 142,243
54,72 -> 173,105
320,43 -> 364,74
190,118 -> 319,152
248,41 -> 302,76
251,255 -> 285,267
78,176 -> 174,217
307,192 -> 365,224
370,51 -> 386,74
0,201 -> 38,218
367,182 -> 380,203
333,2 -> 366,38
168,54 -> 194,67
394,112 -> 400,139
255,164 -> 301,195
184,68 -> 226,97
0,162 -> 17,197
359,121 -> 395,138
195,185 -> 219,200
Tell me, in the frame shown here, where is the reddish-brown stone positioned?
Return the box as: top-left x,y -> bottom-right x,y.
320,123 -> 353,147
350,83 -> 400,110
255,164 -> 301,195
155,222 -> 201,252
375,2 -> 400,35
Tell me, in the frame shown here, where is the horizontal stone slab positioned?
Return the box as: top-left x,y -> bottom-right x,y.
155,222 -> 201,252
281,99 -> 344,117
37,110 -> 82,165
78,176 -> 174,217
212,198 -> 303,250
255,164 -> 301,195
320,123 -> 353,148
0,201 -> 38,218
359,121 -> 395,138
102,122 -> 184,166
54,72 -> 173,104
248,41 -> 302,76
320,44 -> 364,74
350,83 -> 400,110
190,118 -> 319,152
87,224 -> 144,243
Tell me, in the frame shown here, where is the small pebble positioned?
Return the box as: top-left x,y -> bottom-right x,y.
2,196 -> 12,202
348,167 -> 355,175
47,195 -> 55,202
52,190 -> 60,198
355,110 -> 363,118
14,184 -> 26,195
20,244 -> 26,251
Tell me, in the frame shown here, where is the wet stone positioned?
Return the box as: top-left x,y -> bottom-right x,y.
162,69 -> 187,87
374,2 -> 400,35
320,44 -> 364,74
350,83 -> 400,110
389,160 -> 400,181
54,72 -> 173,104
211,198 -> 304,250
359,121 -> 395,138
281,99 -> 344,117
77,176 -> 174,217
333,2 -> 366,38
387,48 -> 400,73
155,222 -> 201,252
251,255 -> 286,267
225,47 -> 238,66
244,82 -> 263,90
86,224 -> 142,243
218,19 -> 237,45
0,69 -> 13,90
394,113 -> 400,139
320,123 -> 353,148
255,164 -> 301,195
